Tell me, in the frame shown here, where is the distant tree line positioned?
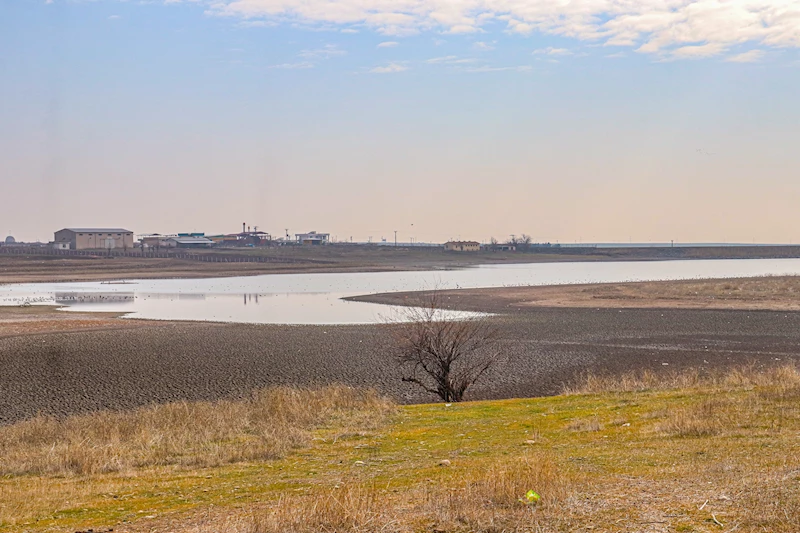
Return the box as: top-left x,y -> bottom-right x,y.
485,234 -> 560,251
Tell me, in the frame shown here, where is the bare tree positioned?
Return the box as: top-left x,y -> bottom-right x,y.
506,233 -> 532,251
518,234 -> 532,251
386,293 -> 500,402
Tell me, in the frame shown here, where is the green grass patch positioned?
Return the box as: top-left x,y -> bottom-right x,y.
1,368 -> 799,532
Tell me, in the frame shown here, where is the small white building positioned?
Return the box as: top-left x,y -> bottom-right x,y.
165,237 -> 213,249
444,241 -> 481,252
295,232 -> 330,245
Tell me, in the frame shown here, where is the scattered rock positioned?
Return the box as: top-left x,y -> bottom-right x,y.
438,459 -> 451,467
524,440 -> 537,445
354,460 -> 366,467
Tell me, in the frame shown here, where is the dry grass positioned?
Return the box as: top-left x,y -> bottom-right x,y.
3,366 -> 799,533
445,275 -> 800,312
565,362 -> 800,395
249,455 -> 571,533
565,417 -> 602,432
0,386 -> 394,476
584,276 -> 800,311
640,276 -> 800,302
654,399 -> 728,437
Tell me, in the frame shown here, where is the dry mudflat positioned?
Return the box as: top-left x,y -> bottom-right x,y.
2,277 -> 799,424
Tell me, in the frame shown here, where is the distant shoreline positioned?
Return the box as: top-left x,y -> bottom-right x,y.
2,244 -> 800,284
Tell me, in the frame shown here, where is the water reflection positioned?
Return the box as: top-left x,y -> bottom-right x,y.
242,294 -> 265,305
3,258 -> 800,324
54,292 -> 135,304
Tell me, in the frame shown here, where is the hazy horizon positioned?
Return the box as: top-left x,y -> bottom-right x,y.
3,1 -> 799,244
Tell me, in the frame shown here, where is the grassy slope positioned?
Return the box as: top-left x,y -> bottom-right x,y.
2,372 -> 798,533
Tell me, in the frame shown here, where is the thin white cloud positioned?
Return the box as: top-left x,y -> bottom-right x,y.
446,24 -> 482,34
377,41 -> 399,48
197,0 -> 800,60
473,41 -> 494,51
425,55 -> 476,64
671,43 -> 727,59
726,49 -> 766,63
298,44 -> 346,59
341,28 -> 359,33
463,65 -> 532,73
108,15 -> 121,20
606,52 -> 626,59
533,47 -> 572,56
269,62 -> 315,69
426,55 -> 458,64
370,62 -> 409,73
238,20 -> 274,28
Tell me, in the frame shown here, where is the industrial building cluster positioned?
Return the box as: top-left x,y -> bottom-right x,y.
44,225 -> 334,251
1,225 -> 494,253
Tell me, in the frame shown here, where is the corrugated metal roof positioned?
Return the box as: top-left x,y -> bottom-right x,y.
61,228 -> 133,233
168,237 -> 213,244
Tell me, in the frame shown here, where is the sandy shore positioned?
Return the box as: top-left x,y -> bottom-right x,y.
349,276 -> 800,312
1,296 -> 798,424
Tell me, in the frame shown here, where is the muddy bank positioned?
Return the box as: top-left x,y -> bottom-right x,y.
1,307 -> 798,424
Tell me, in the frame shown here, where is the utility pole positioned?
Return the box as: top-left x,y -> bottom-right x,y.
394,230 -> 397,247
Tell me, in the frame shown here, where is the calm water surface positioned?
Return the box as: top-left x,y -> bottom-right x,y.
3,259 -> 800,324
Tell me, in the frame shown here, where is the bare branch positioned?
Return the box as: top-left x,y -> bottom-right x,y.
384,291 -> 500,402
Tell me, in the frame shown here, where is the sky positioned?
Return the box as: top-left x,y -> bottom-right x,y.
2,0 -> 800,244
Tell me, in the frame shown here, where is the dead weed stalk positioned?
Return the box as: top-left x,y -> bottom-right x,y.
0,385 -> 394,476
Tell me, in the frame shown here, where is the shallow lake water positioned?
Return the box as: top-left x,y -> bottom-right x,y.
3,258 -> 800,324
